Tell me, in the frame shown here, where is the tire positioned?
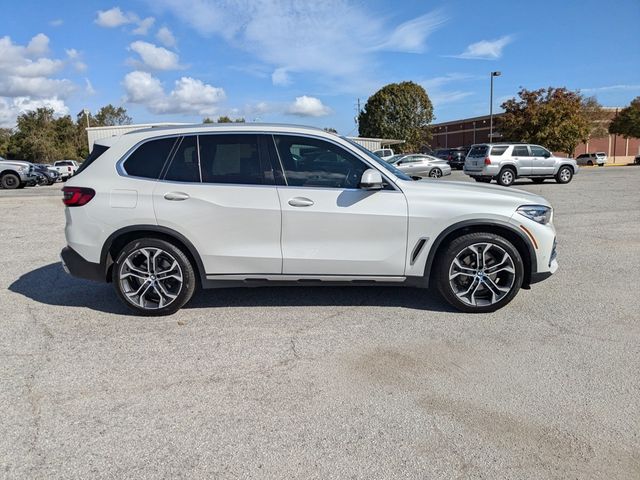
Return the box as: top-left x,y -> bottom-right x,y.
587,160 -> 593,166
531,178 -> 545,184
556,166 -> 573,184
1,173 -> 21,189
112,238 -> 197,316
497,168 -> 516,187
429,168 -> 443,178
435,232 -> 524,313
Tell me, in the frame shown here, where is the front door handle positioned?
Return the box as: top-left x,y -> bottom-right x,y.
288,197 -> 314,207
164,192 -> 190,201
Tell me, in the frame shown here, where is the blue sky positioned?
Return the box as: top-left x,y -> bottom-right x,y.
1,0 -> 639,134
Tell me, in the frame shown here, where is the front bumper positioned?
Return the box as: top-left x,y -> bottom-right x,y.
60,246 -> 105,282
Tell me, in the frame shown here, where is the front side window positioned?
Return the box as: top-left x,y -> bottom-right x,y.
530,146 -> 550,157
274,135 -> 369,189
199,134 -> 271,185
512,146 -> 530,156
124,137 -> 178,179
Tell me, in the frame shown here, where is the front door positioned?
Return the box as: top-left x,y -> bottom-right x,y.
271,135 -> 408,276
153,134 -> 282,275
530,145 -> 556,175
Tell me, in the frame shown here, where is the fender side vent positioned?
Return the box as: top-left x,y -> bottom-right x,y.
410,238 -> 428,265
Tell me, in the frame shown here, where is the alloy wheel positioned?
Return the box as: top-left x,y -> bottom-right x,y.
448,242 -> 516,307
429,168 -> 442,178
559,168 -> 571,182
118,247 -> 184,310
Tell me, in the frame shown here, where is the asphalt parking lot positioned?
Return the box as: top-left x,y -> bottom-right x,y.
1,167 -> 639,479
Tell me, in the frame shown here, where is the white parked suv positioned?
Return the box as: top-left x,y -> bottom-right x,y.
61,124 -> 558,315
464,143 -> 579,186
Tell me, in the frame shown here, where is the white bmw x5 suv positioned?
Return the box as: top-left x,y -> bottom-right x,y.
61,124 -> 558,315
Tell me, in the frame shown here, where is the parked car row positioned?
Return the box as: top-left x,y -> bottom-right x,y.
386,154 -> 452,178
0,157 -> 80,189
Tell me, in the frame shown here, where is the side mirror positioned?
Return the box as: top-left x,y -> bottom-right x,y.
360,168 -> 383,190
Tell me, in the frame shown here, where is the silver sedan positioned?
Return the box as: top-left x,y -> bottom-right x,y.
387,154 -> 452,178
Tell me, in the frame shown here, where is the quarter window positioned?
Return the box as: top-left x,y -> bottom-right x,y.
490,146 -> 508,156
274,135 -> 369,189
124,137 -> 178,179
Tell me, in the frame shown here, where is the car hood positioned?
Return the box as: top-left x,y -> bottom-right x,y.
399,179 -> 551,208
0,160 -> 32,168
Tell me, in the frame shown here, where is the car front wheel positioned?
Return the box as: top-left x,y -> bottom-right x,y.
435,232 -> 524,313
556,166 -> 573,184
1,173 -> 21,189
113,238 -> 197,316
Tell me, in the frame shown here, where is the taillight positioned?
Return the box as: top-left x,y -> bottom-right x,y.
484,157 -> 492,165
62,187 -> 95,207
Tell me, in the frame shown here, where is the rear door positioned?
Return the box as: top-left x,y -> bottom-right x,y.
152,134 -> 282,275
271,134 -> 408,276
512,145 -> 532,175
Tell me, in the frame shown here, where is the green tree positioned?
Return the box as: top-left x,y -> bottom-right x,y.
609,97 -> 640,139
358,81 -> 433,152
215,116 -> 245,123
499,87 -> 591,155
203,117 -> 215,123
93,104 -> 132,127
582,96 -> 609,140
0,128 -> 11,157
8,108 -> 59,161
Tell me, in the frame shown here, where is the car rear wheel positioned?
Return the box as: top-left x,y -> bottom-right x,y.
436,232 -> 524,313
556,166 -> 573,184
587,160 -> 593,166
497,168 -> 516,186
1,173 -> 21,189
113,238 -> 196,316
429,168 -> 443,178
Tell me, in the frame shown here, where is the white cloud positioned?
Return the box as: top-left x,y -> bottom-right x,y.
0,96 -> 69,128
95,7 -> 136,28
420,74 -> 475,106
0,34 -> 76,99
453,35 -> 513,60
581,84 -> 640,93
95,7 -> 156,35
26,33 -> 50,56
129,41 -> 182,70
374,10 -> 447,53
156,26 -> 177,48
151,0 -> 446,89
271,68 -> 291,86
286,96 -> 331,117
85,78 -> 96,95
123,70 -> 226,115
133,17 -> 155,35
50,19 -> 64,27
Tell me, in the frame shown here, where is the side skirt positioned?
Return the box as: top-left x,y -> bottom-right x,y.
201,274 -> 421,289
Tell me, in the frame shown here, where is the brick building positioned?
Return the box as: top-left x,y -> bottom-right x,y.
430,110 -> 640,163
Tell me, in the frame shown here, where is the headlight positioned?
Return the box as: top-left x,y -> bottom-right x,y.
517,205 -> 552,224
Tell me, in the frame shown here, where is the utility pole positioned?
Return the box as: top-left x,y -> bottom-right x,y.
489,71 -> 501,144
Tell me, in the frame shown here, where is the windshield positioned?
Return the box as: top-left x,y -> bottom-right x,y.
342,138 -> 413,181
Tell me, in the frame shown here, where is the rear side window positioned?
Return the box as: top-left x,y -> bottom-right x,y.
530,146 -> 550,157
468,146 -> 488,157
512,146 -> 530,156
164,136 -> 200,183
74,144 -> 109,176
199,134 -> 270,185
490,146 -> 508,156
124,137 -> 178,179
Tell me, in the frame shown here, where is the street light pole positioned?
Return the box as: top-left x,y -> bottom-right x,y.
489,71 -> 501,144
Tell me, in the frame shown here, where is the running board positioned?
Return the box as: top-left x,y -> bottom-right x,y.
202,274 -> 408,289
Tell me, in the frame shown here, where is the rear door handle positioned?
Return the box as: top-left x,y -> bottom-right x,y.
288,197 -> 314,207
164,192 -> 190,201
